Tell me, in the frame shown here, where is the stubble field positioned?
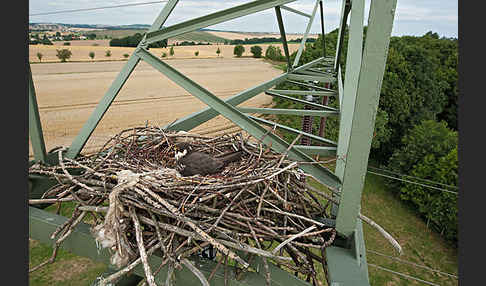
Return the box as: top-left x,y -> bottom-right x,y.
30,42 -> 303,63
29,57 -> 283,158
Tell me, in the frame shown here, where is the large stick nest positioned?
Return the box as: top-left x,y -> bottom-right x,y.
29,126 -> 338,286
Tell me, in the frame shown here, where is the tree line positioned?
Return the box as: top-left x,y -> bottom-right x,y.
272,28 -> 458,243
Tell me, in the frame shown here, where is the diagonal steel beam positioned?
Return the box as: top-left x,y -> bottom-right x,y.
144,0 -> 296,45
292,0 -> 320,68
319,0 -> 326,57
275,6 -> 292,71
334,0 -> 351,71
136,47 -> 341,190
280,4 -> 311,17
66,0 -> 179,159
28,64 -> 47,164
288,73 -> 336,83
165,56 -> 327,132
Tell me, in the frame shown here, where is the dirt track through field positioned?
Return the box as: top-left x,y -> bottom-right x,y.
29,58 -> 282,158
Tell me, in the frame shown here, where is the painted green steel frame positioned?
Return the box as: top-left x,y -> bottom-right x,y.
275,6 -> 292,71
136,47 -> 342,191
333,0 -> 351,71
144,0 -> 297,45
65,0 -> 180,159
334,0 -> 398,237
280,5 -> 311,17
293,145 -> 336,157
319,0 -> 326,58
248,115 -> 337,146
237,107 -> 338,117
287,73 -> 335,83
269,89 -> 337,97
265,90 -> 339,111
27,0 -> 397,284
334,0 -> 365,182
292,0 -> 320,68
28,65 -> 47,163
164,56 -> 327,132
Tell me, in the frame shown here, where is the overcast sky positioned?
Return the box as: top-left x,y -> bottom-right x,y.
28,0 -> 458,38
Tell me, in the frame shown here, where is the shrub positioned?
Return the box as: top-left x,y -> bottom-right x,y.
216,47 -> 221,57
105,50 -> 112,57
36,52 -> 43,62
123,53 -> 130,59
170,46 -> 175,56
63,42 -> 71,46
195,51 -> 199,56
89,51 -> 95,60
233,45 -> 245,57
161,52 -> 167,58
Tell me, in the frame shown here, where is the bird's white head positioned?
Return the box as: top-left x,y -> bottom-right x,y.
175,149 -> 187,160
174,143 -> 191,161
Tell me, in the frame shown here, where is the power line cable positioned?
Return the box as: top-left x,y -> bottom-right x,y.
367,170 -> 458,195
367,249 -> 458,279
368,165 -> 458,190
326,161 -> 458,192
29,1 -> 168,16
368,263 -> 441,286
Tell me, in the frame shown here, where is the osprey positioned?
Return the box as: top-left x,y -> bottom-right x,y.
174,142 -> 242,176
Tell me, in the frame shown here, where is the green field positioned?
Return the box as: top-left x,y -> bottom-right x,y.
28,172 -> 458,285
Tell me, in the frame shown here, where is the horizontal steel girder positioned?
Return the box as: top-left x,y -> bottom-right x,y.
248,115 -> 337,146
293,145 -> 337,157
145,0 -> 297,45
266,90 -> 339,112
136,48 -> 341,191
268,89 -> 337,97
237,107 -> 339,117
287,73 -> 336,83
285,79 -> 335,92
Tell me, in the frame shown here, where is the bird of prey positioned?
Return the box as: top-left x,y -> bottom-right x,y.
174,142 -> 242,176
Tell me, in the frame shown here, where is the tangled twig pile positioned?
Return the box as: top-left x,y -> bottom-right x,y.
29,126 -> 340,286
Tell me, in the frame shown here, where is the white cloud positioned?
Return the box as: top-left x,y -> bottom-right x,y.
29,0 -> 458,37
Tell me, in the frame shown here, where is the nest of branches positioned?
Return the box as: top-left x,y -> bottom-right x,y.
29,126 -> 340,286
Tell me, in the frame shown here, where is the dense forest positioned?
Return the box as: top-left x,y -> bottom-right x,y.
272,28 -> 458,243
109,33 -> 168,48
228,36 -> 316,45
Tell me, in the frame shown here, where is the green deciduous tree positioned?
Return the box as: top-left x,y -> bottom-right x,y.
233,45 -> 245,57
36,52 -> 43,62
89,51 -> 95,60
250,45 -> 262,58
56,49 -> 72,62
265,45 -> 284,61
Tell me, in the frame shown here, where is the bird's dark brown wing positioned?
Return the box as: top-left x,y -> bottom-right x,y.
179,152 -> 224,176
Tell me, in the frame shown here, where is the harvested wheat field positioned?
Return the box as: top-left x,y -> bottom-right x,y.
30,43 -> 303,63
29,57 -> 283,159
